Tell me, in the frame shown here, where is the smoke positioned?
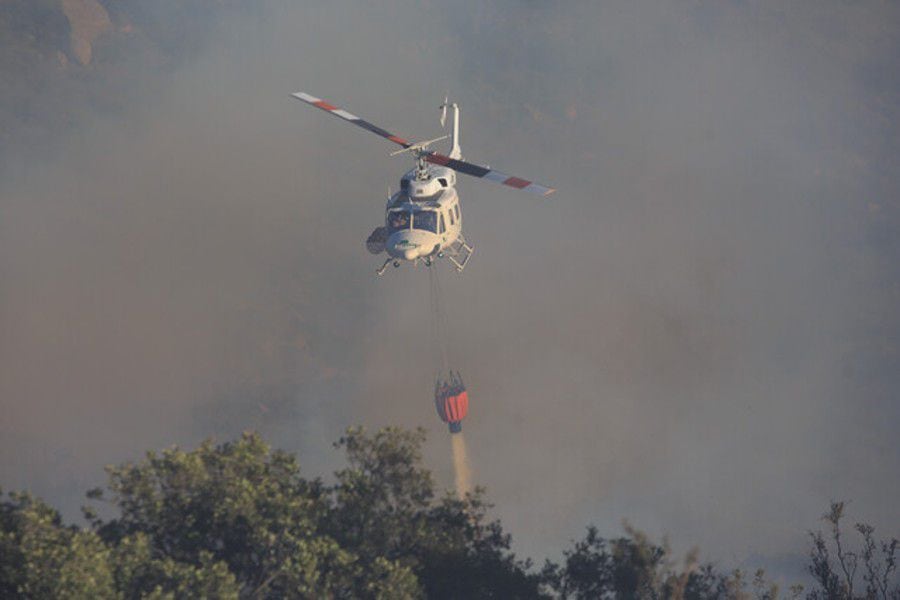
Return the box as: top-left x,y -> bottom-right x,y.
2,0 -> 899,581
0,0 -> 450,518
337,0 -> 900,572
451,433 -> 473,500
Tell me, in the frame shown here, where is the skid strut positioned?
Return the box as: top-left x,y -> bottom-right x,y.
375,235 -> 473,275
376,258 -> 392,276
445,234 -> 474,272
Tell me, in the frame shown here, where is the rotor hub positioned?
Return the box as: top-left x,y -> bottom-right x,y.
415,152 -> 431,180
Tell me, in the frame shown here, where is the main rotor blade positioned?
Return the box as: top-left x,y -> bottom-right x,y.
291,92 -> 412,149
425,153 -> 555,196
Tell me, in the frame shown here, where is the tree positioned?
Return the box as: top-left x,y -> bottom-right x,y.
2,429 -> 897,599
540,523 -> 793,600
807,502 -> 899,600
327,426 -> 543,599
90,431 -> 380,598
109,532 -> 239,599
0,491 -> 114,599
81,427 -> 539,599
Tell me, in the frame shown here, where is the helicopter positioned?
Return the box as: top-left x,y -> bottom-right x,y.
291,91 -> 555,275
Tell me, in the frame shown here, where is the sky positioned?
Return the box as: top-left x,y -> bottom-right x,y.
1,0 -> 898,580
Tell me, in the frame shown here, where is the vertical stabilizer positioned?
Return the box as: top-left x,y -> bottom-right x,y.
441,98 -> 462,159
449,103 -> 461,159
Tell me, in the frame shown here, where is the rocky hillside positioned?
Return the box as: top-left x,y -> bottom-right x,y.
59,0 -> 112,66
0,0 -> 250,167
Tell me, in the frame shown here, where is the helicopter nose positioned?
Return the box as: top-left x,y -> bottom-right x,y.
386,231 -> 429,261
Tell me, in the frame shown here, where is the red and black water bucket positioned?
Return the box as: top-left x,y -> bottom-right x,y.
435,373 -> 468,434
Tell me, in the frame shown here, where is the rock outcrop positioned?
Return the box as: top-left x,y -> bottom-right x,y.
60,0 -> 111,65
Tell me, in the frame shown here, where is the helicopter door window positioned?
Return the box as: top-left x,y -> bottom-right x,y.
439,213 -> 446,234
413,210 -> 437,233
388,210 -> 412,231
438,178 -> 448,187
454,205 -> 460,220
448,208 -> 455,225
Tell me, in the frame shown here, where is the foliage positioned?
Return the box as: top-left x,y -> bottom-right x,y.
0,491 -> 114,598
539,522 -> 767,600
0,428 -> 540,598
327,426 -> 541,598
807,502 -> 899,600
1,431 -> 897,599
90,431 -> 400,598
541,500 -> 899,600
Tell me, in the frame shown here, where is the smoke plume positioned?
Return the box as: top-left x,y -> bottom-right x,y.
1,0 -> 898,582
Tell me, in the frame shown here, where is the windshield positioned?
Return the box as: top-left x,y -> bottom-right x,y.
388,210 -> 411,231
413,210 -> 437,233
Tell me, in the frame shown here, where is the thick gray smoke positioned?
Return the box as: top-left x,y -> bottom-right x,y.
1,0 -> 898,580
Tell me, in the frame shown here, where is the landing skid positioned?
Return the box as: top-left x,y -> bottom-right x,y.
374,235 -> 474,275
376,257 -> 396,276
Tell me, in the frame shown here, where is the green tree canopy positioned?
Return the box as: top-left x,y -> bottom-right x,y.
1,427 -> 541,599
1,429 -> 897,599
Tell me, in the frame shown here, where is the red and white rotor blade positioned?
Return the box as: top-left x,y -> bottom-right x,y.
291,92 -> 412,149
425,152 -> 555,196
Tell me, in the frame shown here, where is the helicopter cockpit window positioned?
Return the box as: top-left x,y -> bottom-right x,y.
400,179 -> 410,191
413,210 -> 437,233
388,210 -> 412,231
438,178 -> 448,187
389,192 -> 408,208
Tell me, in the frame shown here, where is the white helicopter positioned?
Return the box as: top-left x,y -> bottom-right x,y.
291,91 -> 555,275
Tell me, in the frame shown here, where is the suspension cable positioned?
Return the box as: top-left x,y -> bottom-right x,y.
428,264 -> 450,374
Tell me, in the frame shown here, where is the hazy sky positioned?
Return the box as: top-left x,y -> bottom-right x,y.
1,0 -> 898,580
